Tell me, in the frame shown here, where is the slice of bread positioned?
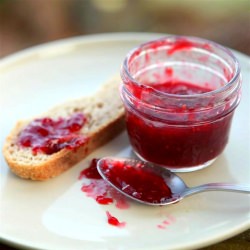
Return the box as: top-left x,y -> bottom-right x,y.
3,76 -> 125,180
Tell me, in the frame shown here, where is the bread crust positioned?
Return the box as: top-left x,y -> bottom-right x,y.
3,77 -> 125,180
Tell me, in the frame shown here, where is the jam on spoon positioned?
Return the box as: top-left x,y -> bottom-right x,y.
97,157 -> 250,206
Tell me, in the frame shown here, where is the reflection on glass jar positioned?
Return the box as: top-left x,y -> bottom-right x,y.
120,36 -> 242,172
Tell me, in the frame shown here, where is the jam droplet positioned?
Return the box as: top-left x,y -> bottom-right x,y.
106,211 -> 126,228
18,112 -> 87,155
96,196 -> 113,205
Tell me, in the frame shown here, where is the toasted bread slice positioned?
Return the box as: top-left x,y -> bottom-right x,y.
3,76 -> 125,180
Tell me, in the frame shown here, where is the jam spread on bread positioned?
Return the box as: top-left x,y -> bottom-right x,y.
18,112 -> 88,155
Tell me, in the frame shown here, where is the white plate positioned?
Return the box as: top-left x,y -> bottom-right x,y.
0,33 -> 249,250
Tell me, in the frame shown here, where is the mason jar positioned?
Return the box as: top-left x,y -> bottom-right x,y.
120,36 -> 242,172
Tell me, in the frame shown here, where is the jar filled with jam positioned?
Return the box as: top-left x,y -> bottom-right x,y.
120,36 -> 242,172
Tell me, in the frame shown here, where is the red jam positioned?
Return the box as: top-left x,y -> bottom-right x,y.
79,159 -> 129,228
166,39 -> 195,55
150,81 -> 213,95
18,112 -> 87,155
79,159 -> 130,209
79,158 -> 100,179
121,36 -> 241,170
125,81 -> 234,168
106,211 -> 126,228
100,159 -> 172,203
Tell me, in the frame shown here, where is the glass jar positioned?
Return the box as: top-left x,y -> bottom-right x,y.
120,36 -> 242,172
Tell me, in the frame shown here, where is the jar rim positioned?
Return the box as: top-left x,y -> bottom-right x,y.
122,35 -> 241,99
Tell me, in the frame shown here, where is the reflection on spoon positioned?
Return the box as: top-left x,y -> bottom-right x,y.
97,157 -> 250,206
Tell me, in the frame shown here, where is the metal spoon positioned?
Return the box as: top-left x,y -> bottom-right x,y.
97,157 -> 250,206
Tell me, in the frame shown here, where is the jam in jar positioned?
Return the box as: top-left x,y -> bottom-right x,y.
120,36 -> 241,172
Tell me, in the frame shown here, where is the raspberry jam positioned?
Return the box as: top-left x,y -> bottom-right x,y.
79,159 -> 129,228
18,112 -> 87,155
125,80 -> 234,168
99,158 -> 172,203
79,159 -> 130,209
106,211 -> 126,228
121,36 -> 241,171
150,81 -> 213,95
79,158 -> 101,179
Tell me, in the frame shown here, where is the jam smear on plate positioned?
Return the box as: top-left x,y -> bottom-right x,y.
79,159 -> 129,227
79,159 -> 129,209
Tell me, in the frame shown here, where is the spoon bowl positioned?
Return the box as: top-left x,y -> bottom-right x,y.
97,157 -> 250,206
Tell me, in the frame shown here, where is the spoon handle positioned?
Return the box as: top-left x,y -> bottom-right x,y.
182,183 -> 250,198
